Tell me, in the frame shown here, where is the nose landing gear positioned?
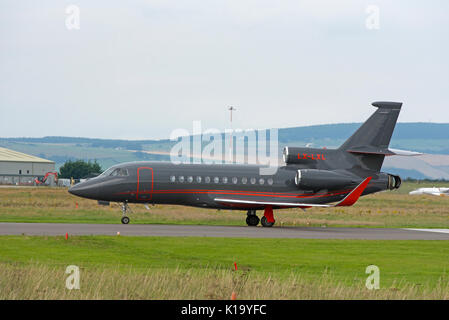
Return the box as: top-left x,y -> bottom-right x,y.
121,202 -> 131,224
121,216 -> 130,224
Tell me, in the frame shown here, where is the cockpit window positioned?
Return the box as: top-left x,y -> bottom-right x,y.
98,167 -> 128,178
110,168 -> 129,177
98,167 -> 115,178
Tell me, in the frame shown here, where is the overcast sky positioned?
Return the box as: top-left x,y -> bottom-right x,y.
1,0 -> 448,139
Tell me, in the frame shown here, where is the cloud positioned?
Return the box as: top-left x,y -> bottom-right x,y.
0,0 -> 448,139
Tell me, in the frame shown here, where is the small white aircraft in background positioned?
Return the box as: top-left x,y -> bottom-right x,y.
409,187 -> 449,196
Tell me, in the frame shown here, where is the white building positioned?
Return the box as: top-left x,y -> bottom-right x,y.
0,147 -> 55,185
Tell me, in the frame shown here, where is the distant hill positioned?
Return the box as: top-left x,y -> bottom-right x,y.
279,122 -> 449,142
0,136 -> 172,151
1,122 -> 449,179
3,122 -> 449,153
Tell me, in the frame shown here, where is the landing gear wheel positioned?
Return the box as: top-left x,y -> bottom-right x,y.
121,216 -> 130,224
246,215 -> 260,227
261,216 -> 275,227
120,202 -> 131,224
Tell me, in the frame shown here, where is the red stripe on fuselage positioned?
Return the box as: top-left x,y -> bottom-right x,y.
114,188 -> 352,199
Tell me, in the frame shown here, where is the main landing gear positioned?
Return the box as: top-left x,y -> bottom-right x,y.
246,210 -> 260,226
121,202 -> 130,224
246,207 -> 276,227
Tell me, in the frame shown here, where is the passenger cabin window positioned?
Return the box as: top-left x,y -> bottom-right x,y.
168,175 -> 273,185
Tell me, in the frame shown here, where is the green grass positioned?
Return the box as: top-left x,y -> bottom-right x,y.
1,235 -> 449,288
1,183 -> 448,299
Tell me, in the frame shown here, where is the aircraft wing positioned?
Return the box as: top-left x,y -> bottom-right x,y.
214,177 -> 371,208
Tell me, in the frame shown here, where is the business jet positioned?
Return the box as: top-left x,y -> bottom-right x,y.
69,101 -> 404,227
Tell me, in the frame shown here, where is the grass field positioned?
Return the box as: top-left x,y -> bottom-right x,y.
0,183 -> 448,299
1,236 -> 449,299
0,181 -> 448,228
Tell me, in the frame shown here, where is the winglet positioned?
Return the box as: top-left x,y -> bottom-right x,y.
335,177 -> 372,207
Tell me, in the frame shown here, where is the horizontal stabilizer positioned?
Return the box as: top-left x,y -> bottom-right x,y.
372,101 -> 402,109
347,147 -> 395,156
388,148 -> 423,156
347,147 -> 422,156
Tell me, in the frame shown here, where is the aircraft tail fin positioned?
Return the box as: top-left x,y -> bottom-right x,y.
339,101 -> 402,172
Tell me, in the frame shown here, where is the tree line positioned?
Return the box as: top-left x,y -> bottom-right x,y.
59,160 -> 103,179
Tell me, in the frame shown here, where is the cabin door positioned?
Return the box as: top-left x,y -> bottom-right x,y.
137,167 -> 153,201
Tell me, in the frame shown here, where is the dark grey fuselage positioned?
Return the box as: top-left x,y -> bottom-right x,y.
68,159 -> 391,210
68,101 -> 403,211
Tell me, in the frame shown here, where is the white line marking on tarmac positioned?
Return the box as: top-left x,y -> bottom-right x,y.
404,228 -> 449,234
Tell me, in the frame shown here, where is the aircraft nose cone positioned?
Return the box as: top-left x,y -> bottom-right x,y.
68,182 -> 100,199
68,184 -> 81,196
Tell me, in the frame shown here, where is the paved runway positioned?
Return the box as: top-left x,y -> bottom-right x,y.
1,223 -> 449,240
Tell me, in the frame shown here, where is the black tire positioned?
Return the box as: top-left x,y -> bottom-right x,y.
121,216 -> 130,224
246,215 -> 260,227
261,216 -> 275,227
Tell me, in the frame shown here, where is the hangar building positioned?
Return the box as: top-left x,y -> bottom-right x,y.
0,147 -> 55,185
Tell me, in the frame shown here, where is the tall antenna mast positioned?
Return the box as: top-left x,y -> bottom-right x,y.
229,106 -> 236,122
228,106 -> 237,163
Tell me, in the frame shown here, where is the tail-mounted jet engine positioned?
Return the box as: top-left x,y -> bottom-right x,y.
283,147 -> 331,165
387,174 -> 401,190
294,169 -> 359,191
